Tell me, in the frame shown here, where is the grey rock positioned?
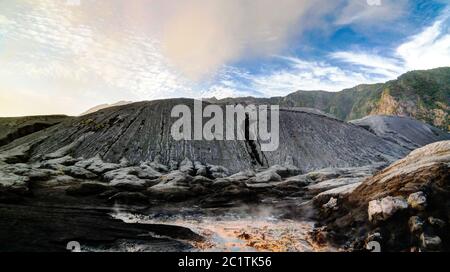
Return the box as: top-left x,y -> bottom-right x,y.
145,157 -> 169,173
428,217 -> 446,229
368,196 -> 408,222
169,160 -> 178,171
191,175 -> 213,185
407,191 -> 427,211
207,164 -> 229,179
41,156 -> 78,168
420,233 -> 442,251
248,169 -> 282,183
64,166 -> 97,179
179,158 -> 194,175
146,171 -> 193,200
322,197 -> 338,211
26,168 -> 55,181
313,182 -> 362,207
85,156 -> 121,174
307,177 -> 363,194
408,216 -> 424,234
110,175 -> 150,191
194,161 -> 208,177
227,170 -> 256,182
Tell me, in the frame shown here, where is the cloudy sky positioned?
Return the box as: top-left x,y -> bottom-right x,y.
0,0 -> 449,116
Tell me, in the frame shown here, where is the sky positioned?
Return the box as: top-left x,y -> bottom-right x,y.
0,0 -> 449,116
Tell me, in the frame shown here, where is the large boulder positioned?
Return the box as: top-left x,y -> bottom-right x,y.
316,141 -> 450,252
367,196 -> 408,222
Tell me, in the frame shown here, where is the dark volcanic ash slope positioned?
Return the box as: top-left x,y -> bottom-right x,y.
0,99 -> 408,173
0,115 -> 69,147
351,115 -> 450,151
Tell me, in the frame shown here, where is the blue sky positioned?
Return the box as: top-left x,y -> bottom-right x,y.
0,0 -> 449,116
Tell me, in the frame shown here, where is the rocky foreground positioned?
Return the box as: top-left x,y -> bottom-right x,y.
1,139 -> 448,251
313,141 -> 450,252
0,99 -> 449,252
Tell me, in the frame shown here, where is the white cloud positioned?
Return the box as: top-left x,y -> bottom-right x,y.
335,0 -> 408,26
397,12 -> 450,71
202,8 -> 450,98
0,0 -> 447,116
330,52 -> 404,78
328,9 -> 450,85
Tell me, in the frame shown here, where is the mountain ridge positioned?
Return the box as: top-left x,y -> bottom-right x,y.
215,67 -> 450,131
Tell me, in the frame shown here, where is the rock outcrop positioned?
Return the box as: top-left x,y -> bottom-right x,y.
316,141 -> 450,252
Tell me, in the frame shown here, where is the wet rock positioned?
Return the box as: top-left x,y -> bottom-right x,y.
66,182 -> 109,196
408,216 -> 424,234
428,217 -> 446,229
322,197 -> 338,211
207,164 -> 229,179
366,232 -> 382,243
64,166 -> 97,179
420,233 -> 442,251
108,192 -> 149,205
368,196 -> 408,223
407,191 -> 427,211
